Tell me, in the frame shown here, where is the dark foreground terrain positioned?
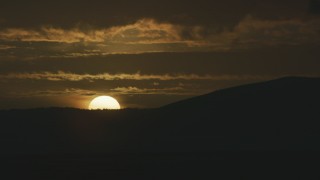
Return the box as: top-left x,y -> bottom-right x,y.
1,77 -> 320,179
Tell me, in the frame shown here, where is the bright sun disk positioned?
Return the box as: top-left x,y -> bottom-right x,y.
89,96 -> 121,110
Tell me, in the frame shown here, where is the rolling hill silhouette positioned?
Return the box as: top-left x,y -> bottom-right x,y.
163,76 -> 320,111
1,77 -> 320,179
142,77 -> 320,151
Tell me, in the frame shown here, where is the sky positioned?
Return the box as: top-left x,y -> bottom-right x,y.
0,0 -> 320,109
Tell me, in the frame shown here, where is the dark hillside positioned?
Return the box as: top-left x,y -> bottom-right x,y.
1,77 -> 320,179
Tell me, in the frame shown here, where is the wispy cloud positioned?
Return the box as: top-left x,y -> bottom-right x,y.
0,19 -> 199,44
0,16 -> 319,57
110,86 -> 195,95
7,86 -> 199,98
0,71 -> 271,81
201,15 -> 320,51
0,45 -> 15,50
220,15 -> 320,46
9,88 -> 98,97
0,28 -> 104,43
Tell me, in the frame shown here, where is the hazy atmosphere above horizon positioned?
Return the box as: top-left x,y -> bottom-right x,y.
1,0 -> 320,109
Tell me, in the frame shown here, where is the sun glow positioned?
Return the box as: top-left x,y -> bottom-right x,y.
88,96 -> 121,110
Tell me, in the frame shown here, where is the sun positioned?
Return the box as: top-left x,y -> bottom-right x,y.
88,96 -> 121,110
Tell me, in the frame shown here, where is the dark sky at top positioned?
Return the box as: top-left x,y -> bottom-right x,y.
0,0 -> 319,109
0,0 -> 314,28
